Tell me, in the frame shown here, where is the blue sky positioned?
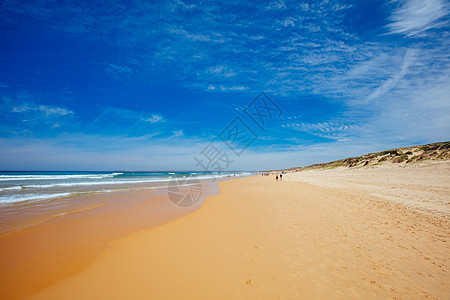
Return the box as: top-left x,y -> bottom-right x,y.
0,0 -> 449,171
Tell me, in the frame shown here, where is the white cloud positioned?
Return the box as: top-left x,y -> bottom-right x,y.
206,84 -> 248,92
365,48 -> 417,102
96,107 -> 164,125
11,103 -> 73,116
299,3 -> 309,11
284,121 -> 359,140
218,85 -> 248,91
171,129 -> 184,137
387,0 -> 449,37
145,114 -> 163,123
280,17 -> 296,27
206,65 -> 236,78
265,0 -> 286,10
107,63 -> 133,74
249,35 -> 264,40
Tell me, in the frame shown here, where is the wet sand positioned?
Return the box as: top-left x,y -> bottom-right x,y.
27,164 -> 449,299
0,180 -> 219,299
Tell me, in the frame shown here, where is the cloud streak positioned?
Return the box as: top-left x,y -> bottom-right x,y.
386,0 -> 449,37
11,103 -> 73,116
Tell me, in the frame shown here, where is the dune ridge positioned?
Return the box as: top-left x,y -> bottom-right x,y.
282,141 -> 450,171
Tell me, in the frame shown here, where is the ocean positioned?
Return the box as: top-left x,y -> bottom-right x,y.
0,171 -> 250,204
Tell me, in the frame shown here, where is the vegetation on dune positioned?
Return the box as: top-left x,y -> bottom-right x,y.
282,141 -> 450,172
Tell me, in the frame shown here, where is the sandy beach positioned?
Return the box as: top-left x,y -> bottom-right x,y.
2,0 -> 449,298
20,161 -> 450,299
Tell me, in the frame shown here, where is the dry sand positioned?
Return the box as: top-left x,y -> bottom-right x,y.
29,162 -> 450,299
285,160 -> 450,215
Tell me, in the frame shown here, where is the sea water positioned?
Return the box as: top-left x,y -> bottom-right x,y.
0,171 -> 250,204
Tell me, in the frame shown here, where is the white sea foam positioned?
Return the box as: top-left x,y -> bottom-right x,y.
0,192 -> 72,204
0,174 -> 118,181
0,186 -> 22,192
23,178 -> 172,189
22,174 -> 234,189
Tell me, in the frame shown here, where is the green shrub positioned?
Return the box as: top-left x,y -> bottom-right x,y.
382,150 -> 399,156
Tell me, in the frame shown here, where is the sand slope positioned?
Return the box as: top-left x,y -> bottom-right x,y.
30,167 -> 449,299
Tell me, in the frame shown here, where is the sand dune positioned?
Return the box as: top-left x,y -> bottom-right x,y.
30,163 -> 450,299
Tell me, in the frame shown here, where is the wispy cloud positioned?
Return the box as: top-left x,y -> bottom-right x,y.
145,114 -> 163,123
207,85 -> 249,91
106,63 -> 133,75
365,48 -> 417,102
93,107 -> 165,136
283,121 -> 359,141
265,0 -> 287,11
386,0 -> 449,37
171,129 -> 184,137
206,65 -> 236,78
11,103 -> 73,116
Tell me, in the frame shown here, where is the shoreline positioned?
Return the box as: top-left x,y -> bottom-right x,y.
0,178 -> 225,299
0,172 -> 244,237
28,164 -> 450,299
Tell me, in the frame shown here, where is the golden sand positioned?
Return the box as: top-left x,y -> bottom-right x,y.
27,166 -> 449,299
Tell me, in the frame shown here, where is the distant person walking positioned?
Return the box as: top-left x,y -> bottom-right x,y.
279,173 -> 282,181
275,175 -> 278,181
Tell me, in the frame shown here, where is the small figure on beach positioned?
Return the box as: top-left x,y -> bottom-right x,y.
279,173 -> 282,181
276,175 -> 278,181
